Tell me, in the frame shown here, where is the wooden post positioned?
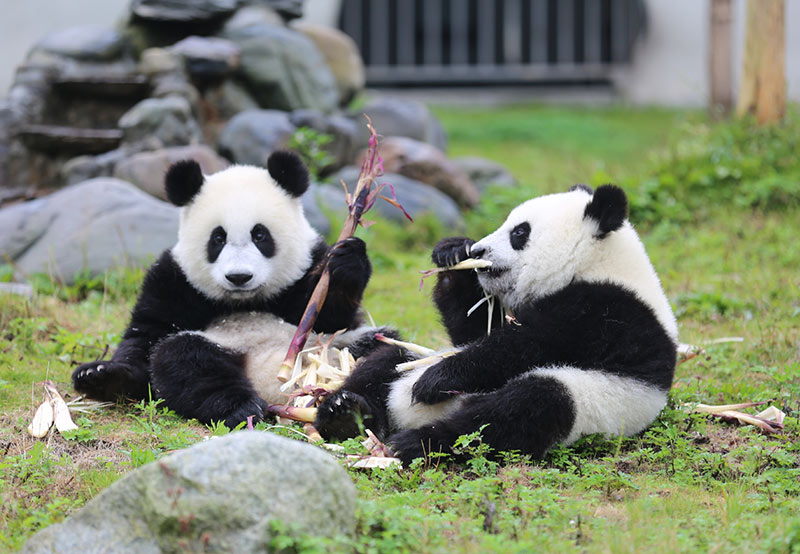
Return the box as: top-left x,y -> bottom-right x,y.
709,0 -> 733,118
736,0 -> 786,124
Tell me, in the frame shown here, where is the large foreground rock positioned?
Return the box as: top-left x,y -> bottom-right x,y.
22,432 -> 356,553
0,178 -> 177,282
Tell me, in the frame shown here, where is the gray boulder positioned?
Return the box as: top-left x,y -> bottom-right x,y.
171,36 -> 240,83
0,178 -> 177,282
217,109 -> 295,167
33,25 -> 128,61
302,186 -> 332,237
453,156 -> 518,193
114,145 -> 230,200
223,5 -> 285,32
291,21 -> 365,107
119,96 -> 202,150
353,97 -> 448,152
21,432 -> 356,554
374,136 -> 480,208
223,23 -> 338,113
61,148 -> 130,186
319,167 -> 463,228
130,0 -> 238,23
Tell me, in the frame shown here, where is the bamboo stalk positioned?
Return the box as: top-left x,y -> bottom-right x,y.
277,116 -> 410,382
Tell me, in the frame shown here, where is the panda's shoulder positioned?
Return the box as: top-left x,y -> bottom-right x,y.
136,251 -> 212,312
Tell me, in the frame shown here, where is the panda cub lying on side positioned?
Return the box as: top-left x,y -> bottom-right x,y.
73,151 -> 379,428
316,184 -> 678,465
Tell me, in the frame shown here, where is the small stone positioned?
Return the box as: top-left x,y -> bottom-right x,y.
130,0 -> 238,23
453,156 -> 518,193
171,36 -> 240,83
34,25 -> 127,61
352,97 -> 448,152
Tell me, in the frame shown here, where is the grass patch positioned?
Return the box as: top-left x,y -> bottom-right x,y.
1,104 -> 799,552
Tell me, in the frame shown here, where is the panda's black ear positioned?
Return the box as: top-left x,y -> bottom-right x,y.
267,150 -> 310,198
165,160 -> 204,207
584,184 -> 628,238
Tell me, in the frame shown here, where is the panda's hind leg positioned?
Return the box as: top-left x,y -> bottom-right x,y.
150,333 -> 265,429
388,373 -> 577,466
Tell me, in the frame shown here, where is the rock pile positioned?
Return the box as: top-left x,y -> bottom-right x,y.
0,0 -> 516,283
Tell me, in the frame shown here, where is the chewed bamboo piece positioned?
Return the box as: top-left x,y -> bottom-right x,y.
27,380 -> 103,438
419,258 -> 493,290
691,401 -> 786,434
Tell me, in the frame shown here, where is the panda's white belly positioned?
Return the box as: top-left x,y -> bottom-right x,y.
197,313 -> 382,406
198,312 -> 298,405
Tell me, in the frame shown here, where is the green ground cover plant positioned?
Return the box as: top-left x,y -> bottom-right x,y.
1,104 -> 798,553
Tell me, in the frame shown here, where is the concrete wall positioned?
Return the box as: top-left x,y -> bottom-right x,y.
614,0 -> 800,106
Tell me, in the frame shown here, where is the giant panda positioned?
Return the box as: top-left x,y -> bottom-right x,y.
72,151 -> 380,428
315,184 -> 678,465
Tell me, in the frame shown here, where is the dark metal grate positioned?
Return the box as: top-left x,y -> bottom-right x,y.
338,0 -> 646,86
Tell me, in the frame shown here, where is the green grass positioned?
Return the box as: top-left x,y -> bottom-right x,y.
1,104 -> 799,553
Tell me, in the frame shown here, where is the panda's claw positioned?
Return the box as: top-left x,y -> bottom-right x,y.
432,237 -> 476,268
72,360 -> 134,401
315,390 -> 372,441
222,397 -> 269,430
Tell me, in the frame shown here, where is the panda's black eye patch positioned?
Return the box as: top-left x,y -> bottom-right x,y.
251,224 -> 275,258
207,226 -> 227,262
510,222 -> 531,251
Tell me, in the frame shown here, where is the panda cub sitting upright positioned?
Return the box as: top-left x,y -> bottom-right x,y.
73,151 -> 375,428
315,184 -> 678,465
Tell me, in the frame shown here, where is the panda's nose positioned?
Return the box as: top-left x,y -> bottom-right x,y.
226,272 -> 253,286
470,245 -> 486,259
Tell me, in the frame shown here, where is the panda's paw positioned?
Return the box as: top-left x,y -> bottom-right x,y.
222,397 -> 269,430
72,361 -> 137,401
315,390 -> 371,441
328,237 -> 371,289
411,363 -> 463,405
431,237 -> 476,268
388,429 -> 446,466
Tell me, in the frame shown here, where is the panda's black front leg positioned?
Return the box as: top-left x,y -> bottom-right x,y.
314,237 -> 372,332
149,333 -> 266,429
431,237 -> 503,346
72,338 -> 151,401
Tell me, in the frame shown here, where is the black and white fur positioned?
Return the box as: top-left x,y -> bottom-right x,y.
315,184 -> 678,465
73,151 -> 378,428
